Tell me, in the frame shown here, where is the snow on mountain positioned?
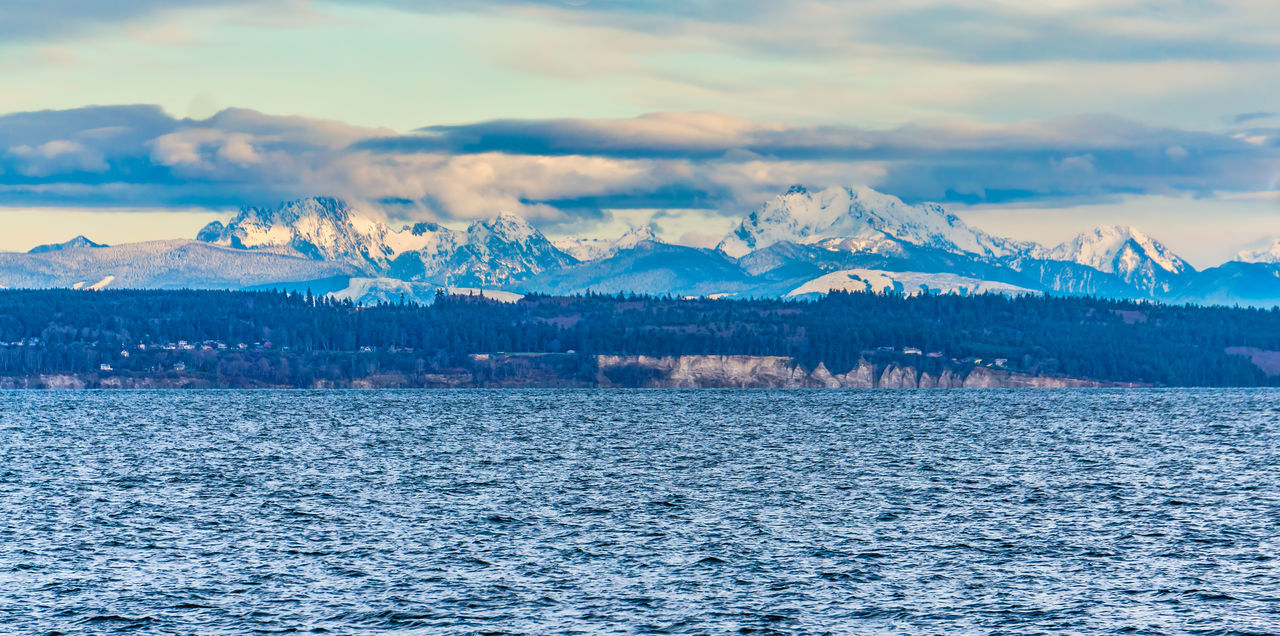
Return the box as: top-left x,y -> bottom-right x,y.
1046,225 -> 1187,273
1045,225 -> 1191,294
717,185 -> 1034,260
446,213 -> 578,286
1234,237 -> 1280,264
521,241 -> 751,298
7,190 -> 1271,306
384,221 -> 460,258
383,221 -> 463,282
197,197 -> 409,272
199,198 -> 573,286
28,235 -> 107,254
786,269 -> 1040,298
0,240 -> 356,290
554,226 -> 658,261
326,277 -> 523,307
72,275 -> 115,291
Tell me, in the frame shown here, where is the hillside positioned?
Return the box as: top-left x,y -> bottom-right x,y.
0,289 -> 1276,388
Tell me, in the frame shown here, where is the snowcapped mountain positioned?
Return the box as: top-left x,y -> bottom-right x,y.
4,188 -> 1277,307
446,213 -> 578,286
197,197 -> 411,272
199,197 -> 573,286
1235,238 -> 1280,264
1044,225 -> 1191,294
785,269 -> 1039,298
717,185 -> 1034,260
383,221 -> 463,280
0,240 -> 355,290
522,241 -> 751,298
554,226 -> 657,261
28,235 -> 107,254
329,278 -> 522,307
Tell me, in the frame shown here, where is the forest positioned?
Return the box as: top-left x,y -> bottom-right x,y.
0,288 -> 1276,387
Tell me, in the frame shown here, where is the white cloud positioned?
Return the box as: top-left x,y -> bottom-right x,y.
7,140 -> 108,176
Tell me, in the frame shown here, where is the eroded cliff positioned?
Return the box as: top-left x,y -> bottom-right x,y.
596,355 -> 1102,388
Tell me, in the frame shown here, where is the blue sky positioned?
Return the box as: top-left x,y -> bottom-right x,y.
1,0 -> 1279,264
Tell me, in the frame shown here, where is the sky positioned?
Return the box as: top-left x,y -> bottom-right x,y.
1,0 -> 1279,265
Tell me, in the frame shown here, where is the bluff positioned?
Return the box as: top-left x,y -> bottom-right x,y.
595,355 -> 1105,388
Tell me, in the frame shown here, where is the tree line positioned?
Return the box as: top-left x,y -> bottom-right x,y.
0,288 -> 1275,387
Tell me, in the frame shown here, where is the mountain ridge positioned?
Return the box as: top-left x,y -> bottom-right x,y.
4,188 -> 1275,307
1044,225 -> 1192,295
28,235 -> 107,254
716,185 -> 1036,260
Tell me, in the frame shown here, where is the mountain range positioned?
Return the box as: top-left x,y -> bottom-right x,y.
2,187 -> 1278,307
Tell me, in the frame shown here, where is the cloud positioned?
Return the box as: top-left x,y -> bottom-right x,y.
0,0 -> 315,41
358,112 -> 1279,207
6,140 -> 109,177
6,1 -> 1279,136
1,105 -> 1277,225
366,112 -> 1254,161
12,1 -> 1280,66
1232,111 -> 1278,124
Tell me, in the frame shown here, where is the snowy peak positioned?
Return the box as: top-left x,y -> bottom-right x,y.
28,235 -> 106,254
451,212 -> 577,285
1046,225 -> 1191,294
1234,237 -> 1280,264
467,212 -> 541,245
554,225 -> 658,261
1048,225 -> 1189,275
717,185 -> 1031,259
246,196 -> 354,226
196,197 -> 578,286
198,197 -> 396,270
383,221 -> 461,262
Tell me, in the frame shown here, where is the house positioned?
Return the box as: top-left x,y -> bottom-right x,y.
173,362 -> 187,372
902,347 -> 922,355
99,363 -> 113,372
994,358 -> 1008,368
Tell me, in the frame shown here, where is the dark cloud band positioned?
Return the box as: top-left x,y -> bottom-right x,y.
0,105 -> 1276,217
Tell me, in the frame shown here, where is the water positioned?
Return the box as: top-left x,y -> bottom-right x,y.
2,390 -> 1279,634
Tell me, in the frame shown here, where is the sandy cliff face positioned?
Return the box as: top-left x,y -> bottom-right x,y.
596,355 -> 1101,388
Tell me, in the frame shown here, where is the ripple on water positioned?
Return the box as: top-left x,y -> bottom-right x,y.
2,389 -> 1280,634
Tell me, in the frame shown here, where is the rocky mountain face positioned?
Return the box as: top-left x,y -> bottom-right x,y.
5,188 -> 1278,307
197,197 -> 400,272
716,185 -> 1035,260
199,198 -> 575,286
1043,225 -> 1191,295
554,225 -> 656,261
447,213 -> 579,286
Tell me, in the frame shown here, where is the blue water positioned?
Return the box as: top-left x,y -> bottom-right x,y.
2,389 -> 1279,634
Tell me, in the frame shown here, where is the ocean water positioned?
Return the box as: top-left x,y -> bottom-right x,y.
2,389 -> 1279,634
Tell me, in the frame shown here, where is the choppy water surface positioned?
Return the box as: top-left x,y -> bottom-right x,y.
2,390 -> 1280,634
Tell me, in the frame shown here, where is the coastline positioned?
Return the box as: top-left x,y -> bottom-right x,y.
0,354 -> 1130,389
